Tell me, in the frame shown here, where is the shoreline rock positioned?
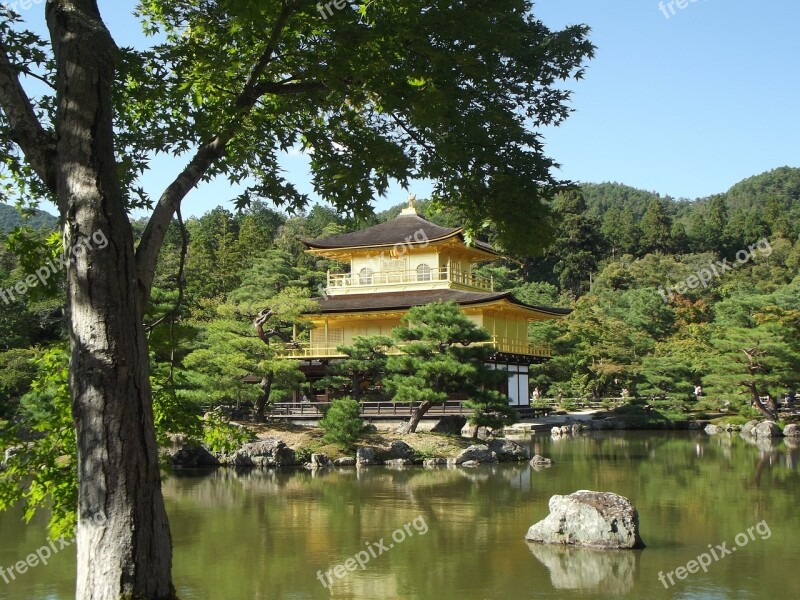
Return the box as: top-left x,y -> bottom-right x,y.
167,415 -> 788,471
488,438 -> 530,462
356,446 -> 378,467
219,438 -> 297,467
168,443 -> 220,469
783,424 -> 799,437
753,421 -> 783,438
454,444 -> 498,465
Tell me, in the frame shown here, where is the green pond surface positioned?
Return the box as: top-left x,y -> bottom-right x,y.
1,431 -> 799,599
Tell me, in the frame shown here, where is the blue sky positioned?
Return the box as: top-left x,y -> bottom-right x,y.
20,0 -> 800,217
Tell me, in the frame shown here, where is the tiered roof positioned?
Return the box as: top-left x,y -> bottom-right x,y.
312,289 -> 571,316
303,211 -> 497,258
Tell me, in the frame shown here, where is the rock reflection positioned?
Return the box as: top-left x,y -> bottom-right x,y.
527,543 -> 639,594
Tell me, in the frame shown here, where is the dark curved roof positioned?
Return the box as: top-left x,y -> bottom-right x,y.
302,212 -> 496,254
310,289 -> 572,316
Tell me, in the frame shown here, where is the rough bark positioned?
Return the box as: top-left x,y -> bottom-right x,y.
745,382 -> 777,420
399,401 -> 433,434
252,307 -> 295,421
47,1 -> 175,598
255,372 -> 274,422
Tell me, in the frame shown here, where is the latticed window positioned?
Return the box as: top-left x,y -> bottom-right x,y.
381,257 -> 406,283
311,328 -> 343,347
416,263 -> 432,281
359,267 -> 373,284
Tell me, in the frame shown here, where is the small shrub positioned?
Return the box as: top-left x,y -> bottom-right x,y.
201,412 -> 252,454
319,397 -> 364,449
294,445 -> 321,463
558,398 -> 578,412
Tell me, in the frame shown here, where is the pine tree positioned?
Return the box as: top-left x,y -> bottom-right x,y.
640,199 -> 672,254
385,302 -> 517,433
546,191 -> 606,297
319,335 -> 394,399
704,323 -> 800,419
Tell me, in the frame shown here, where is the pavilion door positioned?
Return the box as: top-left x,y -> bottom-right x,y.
489,363 -> 529,406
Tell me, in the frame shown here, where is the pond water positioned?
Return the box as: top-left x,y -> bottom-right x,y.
1,431 -> 799,599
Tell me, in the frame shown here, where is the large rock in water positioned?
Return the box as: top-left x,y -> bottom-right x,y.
488,438 -> 529,462
525,491 -> 644,549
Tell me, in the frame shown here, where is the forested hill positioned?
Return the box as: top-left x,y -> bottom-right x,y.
581,166 -> 800,221
3,165 -> 798,245
0,203 -> 59,234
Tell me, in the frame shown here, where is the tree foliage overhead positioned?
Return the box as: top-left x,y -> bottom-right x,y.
107,0 -> 593,257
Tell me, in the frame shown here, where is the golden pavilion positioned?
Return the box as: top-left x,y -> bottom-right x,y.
287,199 -> 569,407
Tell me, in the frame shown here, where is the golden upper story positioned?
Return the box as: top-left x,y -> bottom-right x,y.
304,201 -> 501,296
285,199 -> 570,359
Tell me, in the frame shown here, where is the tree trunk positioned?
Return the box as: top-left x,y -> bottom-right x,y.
399,401 -> 433,434
746,383 -> 777,420
255,372 -> 274,422
48,1 -> 174,598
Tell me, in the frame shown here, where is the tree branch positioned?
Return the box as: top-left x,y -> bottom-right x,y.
253,80 -> 325,96
134,0 -> 303,312
0,40 -> 57,194
144,205 -> 188,333
254,307 -> 297,346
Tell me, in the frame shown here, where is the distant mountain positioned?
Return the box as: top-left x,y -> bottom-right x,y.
553,167 -> 800,223
581,182 -> 669,220
0,204 -> 59,234
723,166 -> 800,214
5,166 -> 797,240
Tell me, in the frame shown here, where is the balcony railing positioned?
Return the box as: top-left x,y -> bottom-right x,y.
326,266 -> 493,292
278,337 -> 551,359
474,337 -> 552,358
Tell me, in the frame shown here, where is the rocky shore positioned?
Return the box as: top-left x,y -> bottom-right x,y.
166,436 -> 536,470
162,414 -> 799,472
